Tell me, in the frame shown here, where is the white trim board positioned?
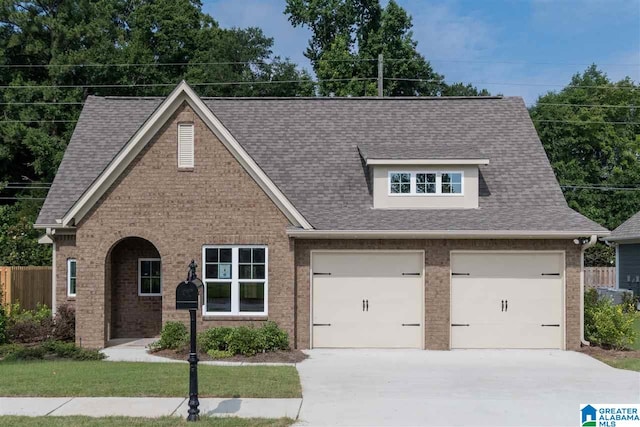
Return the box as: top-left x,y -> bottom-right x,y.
287,229 -> 610,239
60,81 -> 312,230
367,158 -> 490,166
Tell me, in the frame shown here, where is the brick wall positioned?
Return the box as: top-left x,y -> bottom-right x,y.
109,237 -> 162,338
54,234 -> 77,310
72,102 -> 295,348
295,239 -> 582,350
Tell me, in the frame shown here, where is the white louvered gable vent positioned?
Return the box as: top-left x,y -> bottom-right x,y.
177,123 -> 195,168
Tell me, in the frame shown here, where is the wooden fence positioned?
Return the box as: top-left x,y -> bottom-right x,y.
0,266 -> 52,310
584,266 -> 616,288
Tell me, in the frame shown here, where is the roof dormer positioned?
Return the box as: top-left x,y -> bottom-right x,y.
359,145 -> 489,209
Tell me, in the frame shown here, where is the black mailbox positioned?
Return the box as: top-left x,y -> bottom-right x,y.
176,281 -> 199,310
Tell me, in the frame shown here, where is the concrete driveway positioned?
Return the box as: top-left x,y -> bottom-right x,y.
295,349 -> 640,426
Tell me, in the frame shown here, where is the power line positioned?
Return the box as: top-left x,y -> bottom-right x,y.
1,118 -> 640,126
561,185 -> 640,191
535,103 -> 639,109
533,119 -> 640,125
0,101 -> 84,105
0,58 -> 637,68
0,196 -> 45,200
386,77 -> 640,90
0,77 -> 376,90
0,120 -> 77,123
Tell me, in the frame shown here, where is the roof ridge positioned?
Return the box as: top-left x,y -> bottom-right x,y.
91,95 -> 512,101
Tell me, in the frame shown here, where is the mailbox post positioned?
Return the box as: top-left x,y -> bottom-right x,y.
176,261 -> 203,422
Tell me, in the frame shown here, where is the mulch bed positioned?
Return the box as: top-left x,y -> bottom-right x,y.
579,345 -> 640,360
151,348 -> 308,364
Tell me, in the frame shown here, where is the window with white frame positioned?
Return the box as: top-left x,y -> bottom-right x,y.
389,171 -> 463,195
138,258 -> 162,296
67,259 -> 76,297
203,246 -> 267,315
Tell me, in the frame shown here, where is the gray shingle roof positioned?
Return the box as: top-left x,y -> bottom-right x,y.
607,211 -> 640,241
37,94 -> 607,234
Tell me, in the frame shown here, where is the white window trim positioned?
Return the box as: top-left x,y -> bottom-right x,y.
202,245 -> 268,317
388,170 -> 464,196
138,258 -> 162,297
67,258 -> 76,297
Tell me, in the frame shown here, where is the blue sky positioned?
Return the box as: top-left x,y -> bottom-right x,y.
202,0 -> 640,104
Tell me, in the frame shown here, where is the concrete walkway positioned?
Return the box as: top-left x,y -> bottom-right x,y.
102,338 -> 295,366
0,397 -> 302,419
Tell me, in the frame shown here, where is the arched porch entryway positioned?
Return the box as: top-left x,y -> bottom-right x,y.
106,237 -> 163,339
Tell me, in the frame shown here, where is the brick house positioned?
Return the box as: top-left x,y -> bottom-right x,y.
35,82 -> 608,350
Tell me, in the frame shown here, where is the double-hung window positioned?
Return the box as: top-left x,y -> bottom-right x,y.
203,246 -> 268,316
389,171 -> 463,195
139,258 -> 162,296
67,259 -> 77,297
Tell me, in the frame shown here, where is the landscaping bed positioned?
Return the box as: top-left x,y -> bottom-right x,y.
149,321 -> 307,364
0,416 -> 294,427
580,346 -> 640,371
153,348 -> 308,364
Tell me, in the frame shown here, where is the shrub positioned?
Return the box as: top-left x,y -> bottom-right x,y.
3,345 -> 46,361
6,303 -> 53,343
0,302 -> 6,345
197,323 -> 290,357
52,304 -> 75,342
151,321 -> 188,351
0,343 -> 21,358
226,326 -> 266,356
207,349 -> 233,359
41,340 -> 105,361
1,341 -> 104,361
585,288 -> 636,350
198,327 -> 232,353
259,321 -> 289,351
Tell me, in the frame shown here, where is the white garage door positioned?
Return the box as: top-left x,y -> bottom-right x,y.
312,252 -> 423,348
450,252 -> 564,349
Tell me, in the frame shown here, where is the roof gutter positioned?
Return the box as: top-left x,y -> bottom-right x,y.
286,229 -> 610,239
579,235 -> 598,347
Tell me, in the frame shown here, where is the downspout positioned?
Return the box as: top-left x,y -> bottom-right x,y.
48,228 -> 57,315
580,235 -> 597,346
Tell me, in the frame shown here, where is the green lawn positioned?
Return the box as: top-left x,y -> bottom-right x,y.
632,316 -> 640,351
603,358 -> 640,371
0,361 -> 301,398
0,416 -> 294,427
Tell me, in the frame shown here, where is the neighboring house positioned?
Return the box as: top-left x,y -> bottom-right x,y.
35,81 -> 608,350
605,211 -> 640,295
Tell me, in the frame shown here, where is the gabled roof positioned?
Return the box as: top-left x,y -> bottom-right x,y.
36,84 -> 608,237
606,211 -> 640,241
38,82 -> 311,229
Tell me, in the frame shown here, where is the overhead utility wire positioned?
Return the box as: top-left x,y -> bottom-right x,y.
0,78 -> 635,91
1,119 -> 639,125
0,101 -> 638,109
561,185 -> 640,191
385,77 -> 639,90
0,77 -> 376,90
0,58 -> 637,68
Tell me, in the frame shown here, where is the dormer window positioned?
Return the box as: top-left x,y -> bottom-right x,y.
389,171 -> 463,195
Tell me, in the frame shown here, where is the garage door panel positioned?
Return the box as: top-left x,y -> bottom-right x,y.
452,253 -> 562,278
312,252 -> 423,349
451,252 -> 564,350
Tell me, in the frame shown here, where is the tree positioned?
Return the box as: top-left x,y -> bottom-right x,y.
0,0 -> 311,265
286,0 -> 445,96
285,0 -> 487,97
530,65 -> 640,265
